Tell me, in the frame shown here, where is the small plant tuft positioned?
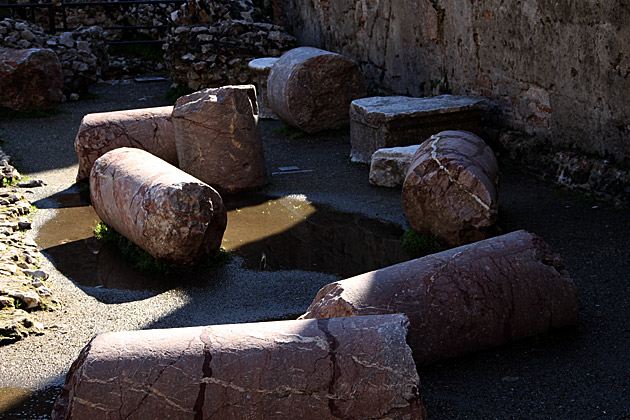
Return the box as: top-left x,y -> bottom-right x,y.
402,228 -> 446,257
94,222 -> 232,275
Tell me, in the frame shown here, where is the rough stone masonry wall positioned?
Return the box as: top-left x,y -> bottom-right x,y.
280,0 -> 630,203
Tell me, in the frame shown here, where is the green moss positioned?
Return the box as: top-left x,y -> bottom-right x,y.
402,228 -> 446,257
1,177 -> 21,187
164,86 -> 195,105
94,222 -> 232,275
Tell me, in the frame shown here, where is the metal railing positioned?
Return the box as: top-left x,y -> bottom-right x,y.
0,0 -> 186,43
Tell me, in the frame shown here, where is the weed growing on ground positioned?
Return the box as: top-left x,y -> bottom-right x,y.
1,177 -> 20,187
402,228 -> 446,257
94,222 -> 232,275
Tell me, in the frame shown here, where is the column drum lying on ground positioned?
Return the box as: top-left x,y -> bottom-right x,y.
300,230 -> 579,366
51,314 -> 425,420
172,85 -> 267,194
74,105 -> 177,181
402,130 -> 499,247
90,147 -> 227,265
267,47 -> 367,133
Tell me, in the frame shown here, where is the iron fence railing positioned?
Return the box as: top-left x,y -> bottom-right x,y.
0,0 -> 186,43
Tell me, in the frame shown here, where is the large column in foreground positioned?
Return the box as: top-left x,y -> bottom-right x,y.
402,130 -> 499,247
301,230 -> 579,366
52,315 -> 425,420
267,47 -> 367,133
74,106 -> 177,181
90,147 -> 227,265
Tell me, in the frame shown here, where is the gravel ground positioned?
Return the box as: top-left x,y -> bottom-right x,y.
0,80 -> 628,419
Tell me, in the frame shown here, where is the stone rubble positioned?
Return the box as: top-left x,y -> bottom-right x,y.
0,148 -> 54,345
164,0 -> 296,90
0,18 -> 108,96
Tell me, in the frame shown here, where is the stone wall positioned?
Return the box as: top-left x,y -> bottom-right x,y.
0,18 -> 108,95
280,0 -> 630,202
165,0 -> 296,90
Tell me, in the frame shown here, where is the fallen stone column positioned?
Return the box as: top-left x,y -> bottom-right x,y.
402,130 -> 499,247
267,47 -> 367,133
172,85 -> 267,194
90,147 -> 227,265
74,106 -> 177,181
52,315 -> 425,420
0,47 -> 63,111
301,230 -> 579,366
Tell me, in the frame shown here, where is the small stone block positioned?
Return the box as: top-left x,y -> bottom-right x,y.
248,57 -> 279,119
369,145 -> 421,188
350,95 -> 485,163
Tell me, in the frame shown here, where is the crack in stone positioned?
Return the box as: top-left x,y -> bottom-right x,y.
316,318 -> 344,419
428,133 -> 491,211
194,328 -> 214,420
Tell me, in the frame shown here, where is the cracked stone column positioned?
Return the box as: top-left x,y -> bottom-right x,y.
90,147 -> 227,265
300,230 -> 579,366
172,85 -> 267,194
402,130 -> 499,247
267,47 -> 367,133
52,314 -> 425,420
74,106 -> 177,181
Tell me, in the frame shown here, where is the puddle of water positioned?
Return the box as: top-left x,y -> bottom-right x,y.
0,386 -> 61,419
36,193 -> 411,291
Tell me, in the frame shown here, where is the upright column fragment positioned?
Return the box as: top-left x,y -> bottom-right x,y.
74,105 -> 177,181
52,315 -> 425,420
172,85 -> 267,194
90,147 -> 227,265
402,130 -> 499,247
301,230 -> 579,366
267,47 -> 367,133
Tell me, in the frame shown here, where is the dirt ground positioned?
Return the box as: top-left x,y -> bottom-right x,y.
0,80 -> 628,419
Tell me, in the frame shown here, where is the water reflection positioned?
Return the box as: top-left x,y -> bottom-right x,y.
36,193 -> 411,291
0,386 -> 62,419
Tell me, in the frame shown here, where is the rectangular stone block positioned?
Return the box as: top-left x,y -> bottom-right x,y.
350,95 -> 485,163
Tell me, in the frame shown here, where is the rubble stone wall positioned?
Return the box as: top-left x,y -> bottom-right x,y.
280,0 -> 630,202
0,18 -> 107,94
164,0 -> 296,90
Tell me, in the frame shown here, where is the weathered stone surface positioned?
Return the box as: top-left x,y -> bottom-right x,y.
0,47 -> 63,111
1,19 -> 108,95
248,57 -> 279,119
165,1 -> 296,90
74,106 -> 177,181
52,315 -> 425,420
301,230 -> 579,366
402,130 -> 499,247
267,47 -> 367,133
350,95 -> 485,163
172,85 -> 266,194
369,145 -> 421,188
90,148 -> 227,264
281,1 -> 630,202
